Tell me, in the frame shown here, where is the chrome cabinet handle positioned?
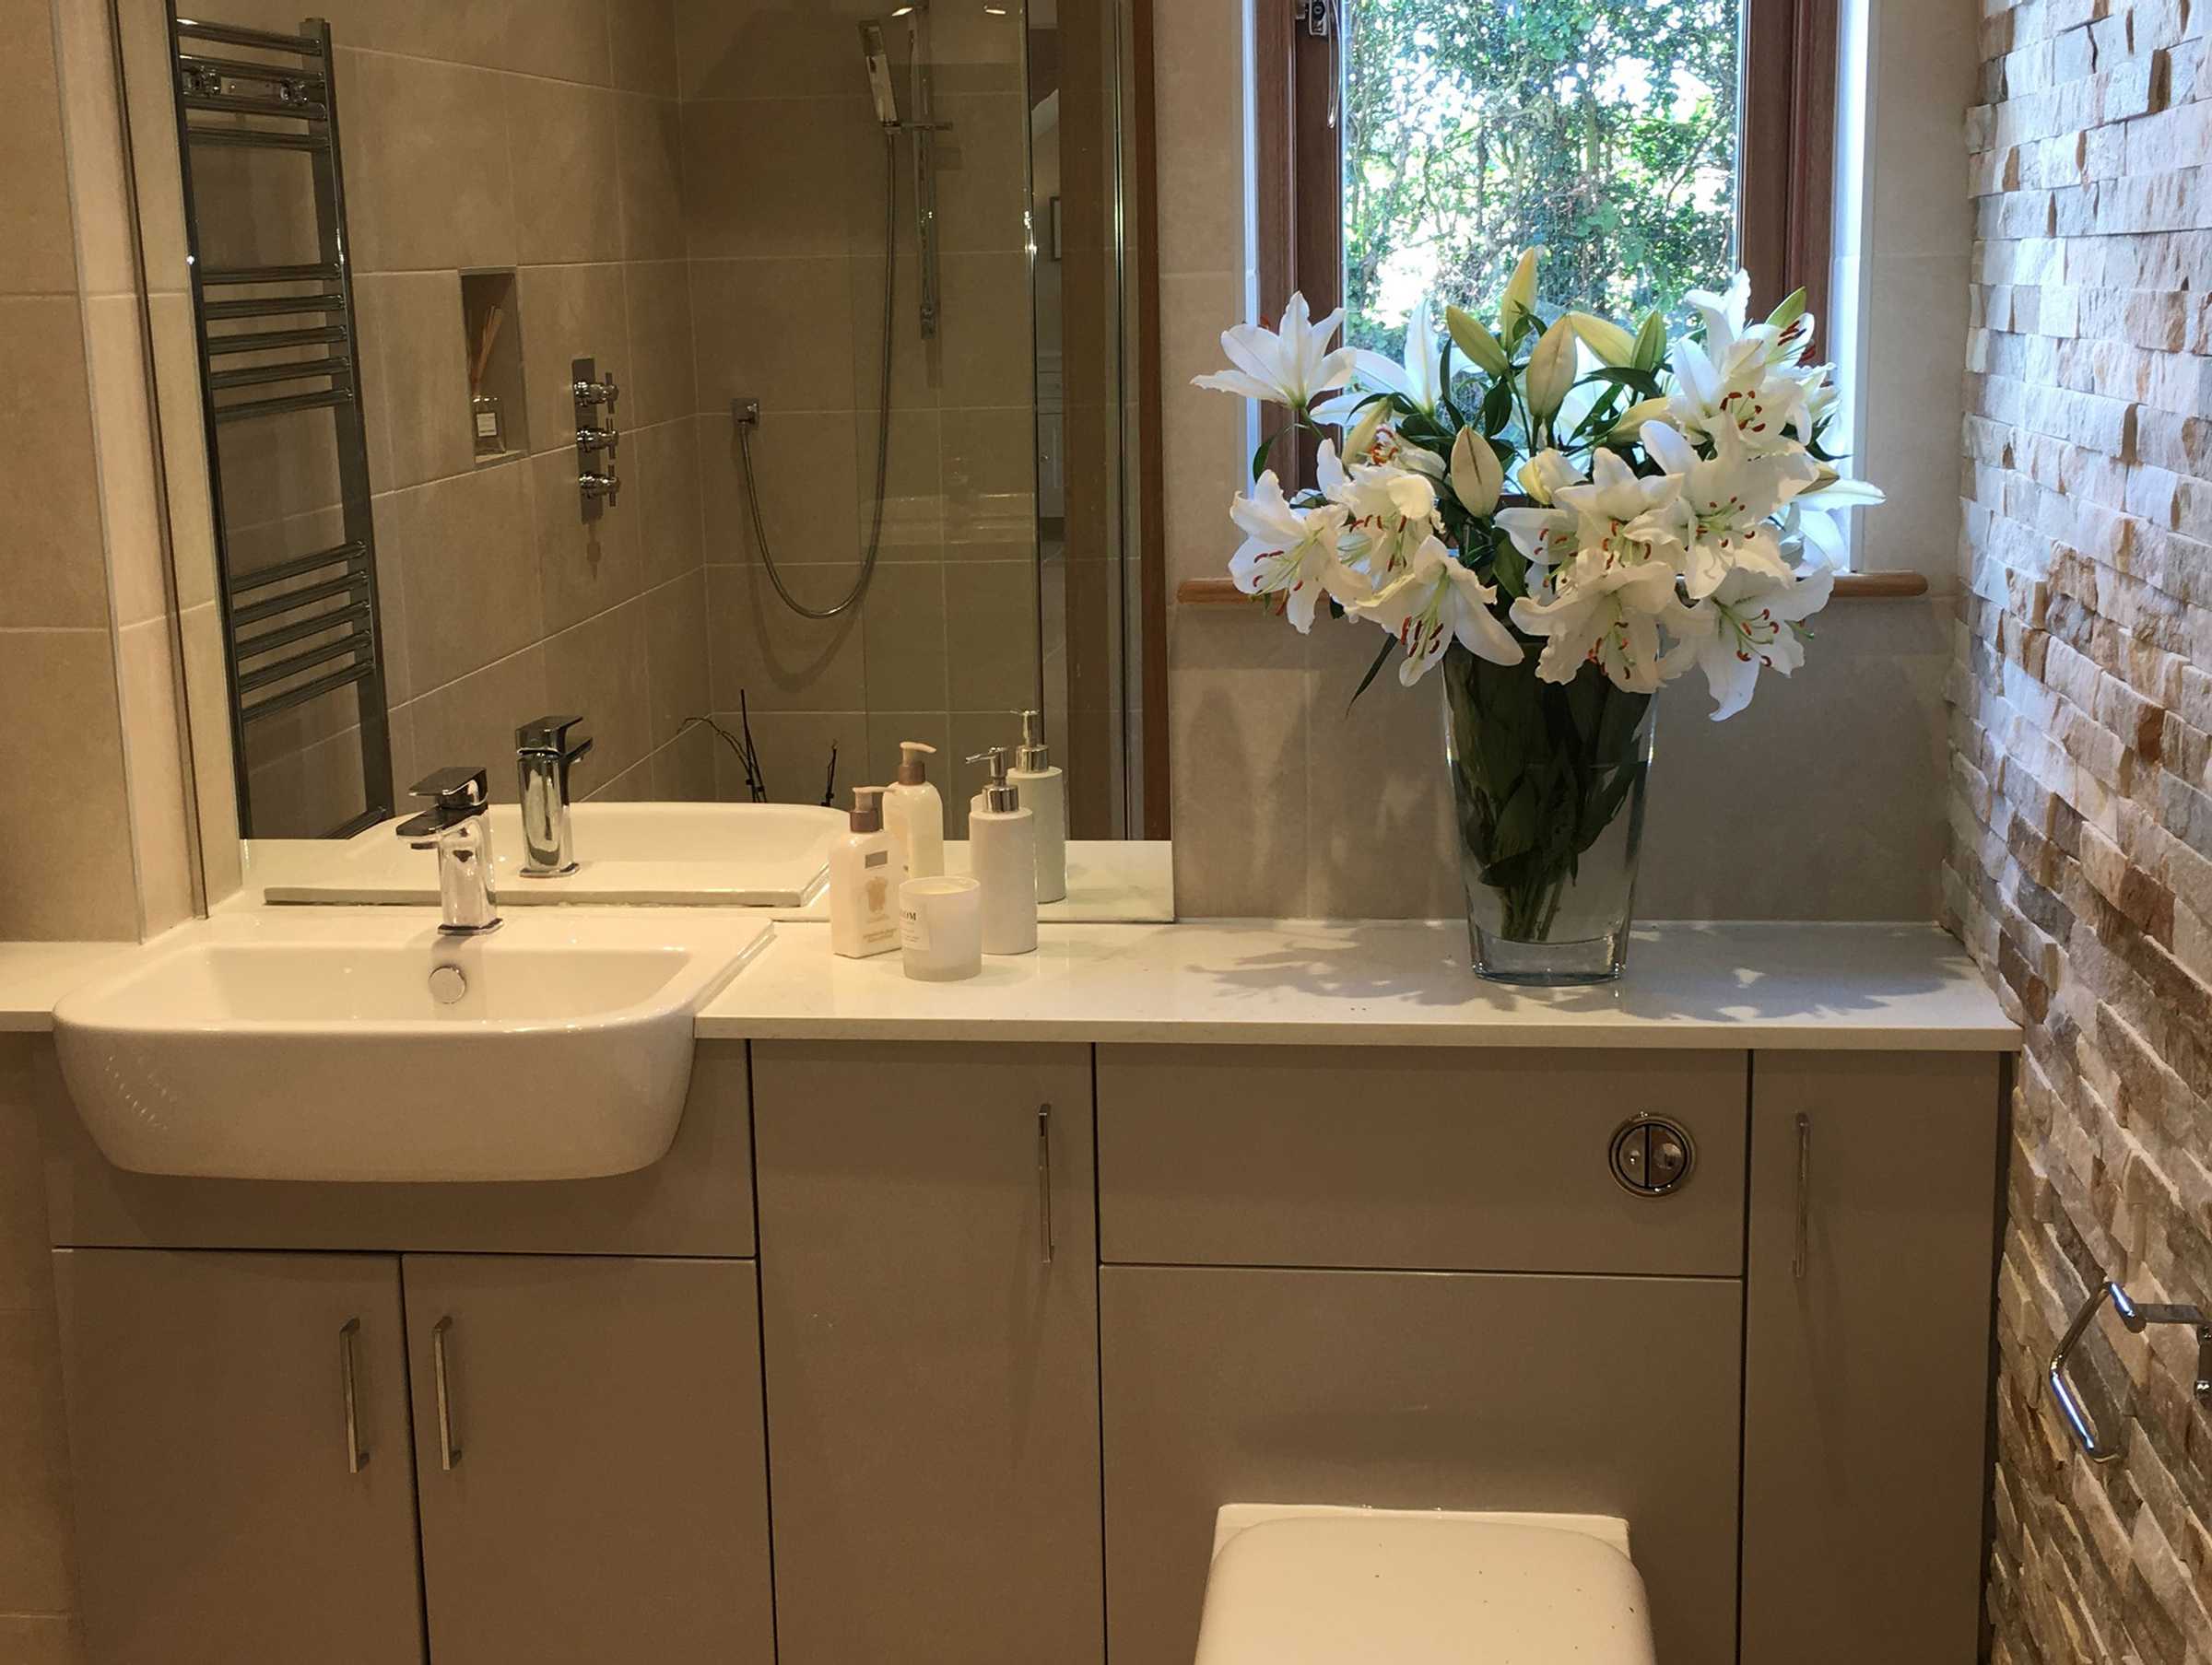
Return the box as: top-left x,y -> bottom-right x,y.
2048,1278 -> 2211,1464
339,1318 -> 369,1474
431,1316 -> 462,1472
1037,1106 -> 1055,1266
1792,1113 -> 1812,1282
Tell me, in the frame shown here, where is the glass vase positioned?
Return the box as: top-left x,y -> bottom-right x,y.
1442,644 -> 1657,985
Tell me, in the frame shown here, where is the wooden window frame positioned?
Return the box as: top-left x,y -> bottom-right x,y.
1259,0 -> 1840,369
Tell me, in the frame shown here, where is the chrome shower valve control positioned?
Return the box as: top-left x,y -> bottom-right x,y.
579,472 -> 620,504
571,357 -> 622,517
575,424 -> 619,455
395,766 -> 501,934
517,713 -> 593,877
570,371 -> 620,409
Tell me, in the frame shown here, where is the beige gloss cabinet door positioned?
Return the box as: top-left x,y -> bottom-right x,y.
752,1041 -> 1105,1665
1101,1265 -> 1743,1665
1741,1053 -> 2003,1662
1098,1046 -> 1747,1274
53,1249 -> 425,1665
402,1255 -> 774,1665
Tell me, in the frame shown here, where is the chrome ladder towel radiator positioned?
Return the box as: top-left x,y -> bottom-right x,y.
171,14 -> 394,836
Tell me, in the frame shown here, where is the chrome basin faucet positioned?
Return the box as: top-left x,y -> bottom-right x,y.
517,714 -> 593,876
396,767 -> 501,934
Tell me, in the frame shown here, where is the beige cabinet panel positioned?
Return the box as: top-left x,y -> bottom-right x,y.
1742,1053 -> 2003,1662
54,1249 -> 423,1665
39,1040 -> 754,1257
1099,1045 -> 1746,1273
403,1255 -> 774,1665
1101,1265 -> 1742,1665
753,1041 -> 1104,1665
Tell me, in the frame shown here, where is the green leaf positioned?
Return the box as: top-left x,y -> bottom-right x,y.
1251,426 -> 1291,482
1346,636 -> 1396,712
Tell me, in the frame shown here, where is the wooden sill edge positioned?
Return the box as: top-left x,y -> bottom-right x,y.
1175,571 -> 1932,607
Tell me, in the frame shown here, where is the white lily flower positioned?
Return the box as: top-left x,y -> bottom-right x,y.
1327,455 -> 1441,584
1665,334 -> 1813,456
1449,428 -> 1504,516
1509,545 -> 1680,693
1193,292 -> 1358,412
1636,421 -> 1818,599
1228,470 -> 1358,633
1350,536 -> 1524,684
1347,296 -> 1446,416
1662,562 -> 1835,719
1553,448 -> 1686,571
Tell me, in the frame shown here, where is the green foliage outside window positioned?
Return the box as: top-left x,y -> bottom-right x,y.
1343,0 -> 1742,354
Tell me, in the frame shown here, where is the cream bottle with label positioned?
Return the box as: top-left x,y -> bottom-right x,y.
1009,709 -> 1066,903
883,741 -> 945,880
829,785 -> 900,958
965,747 -> 1038,955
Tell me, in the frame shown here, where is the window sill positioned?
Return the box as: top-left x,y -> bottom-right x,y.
1174,571 -> 1930,608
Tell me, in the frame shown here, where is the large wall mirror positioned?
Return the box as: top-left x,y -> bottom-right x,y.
114,0 -> 1165,908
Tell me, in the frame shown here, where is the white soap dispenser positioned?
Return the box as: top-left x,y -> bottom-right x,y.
883,740 -> 945,880
829,785 -> 900,959
966,747 -> 1038,955
1009,708 -> 1066,903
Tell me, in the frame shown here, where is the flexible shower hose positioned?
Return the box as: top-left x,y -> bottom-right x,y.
735,127 -> 900,621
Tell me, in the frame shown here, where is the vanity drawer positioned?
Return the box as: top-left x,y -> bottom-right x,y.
1097,1046 -> 1746,1275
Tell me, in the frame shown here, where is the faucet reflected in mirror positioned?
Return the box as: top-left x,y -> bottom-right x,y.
127,0 -> 1162,905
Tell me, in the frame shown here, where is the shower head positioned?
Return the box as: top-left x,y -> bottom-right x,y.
858,21 -> 900,127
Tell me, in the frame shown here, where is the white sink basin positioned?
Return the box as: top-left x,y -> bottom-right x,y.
53,909 -> 770,1183
251,802 -> 846,909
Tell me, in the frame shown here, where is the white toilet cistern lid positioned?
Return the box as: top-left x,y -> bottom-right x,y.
1193,1506 -> 1658,1665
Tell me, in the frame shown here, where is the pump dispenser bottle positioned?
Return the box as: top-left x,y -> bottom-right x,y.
883,740 -> 944,880
829,785 -> 900,958
1009,709 -> 1066,903
966,747 -> 1038,955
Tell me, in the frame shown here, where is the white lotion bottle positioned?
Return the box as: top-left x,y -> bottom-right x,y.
883,740 -> 945,880
1009,708 -> 1066,903
829,785 -> 900,959
965,747 -> 1038,955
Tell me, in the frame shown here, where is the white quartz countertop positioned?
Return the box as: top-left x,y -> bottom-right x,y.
691,919 -> 2019,1050
2,919 -> 2018,1050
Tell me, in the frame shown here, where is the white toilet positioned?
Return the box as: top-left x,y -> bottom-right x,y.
1192,1504 -> 1658,1663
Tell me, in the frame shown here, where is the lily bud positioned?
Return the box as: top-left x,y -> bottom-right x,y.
1606,395 -> 1673,441
1517,449 -> 1578,506
1449,427 -> 1504,516
1445,305 -> 1510,376
1500,247 -> 1541,343
1344,397 -> 1389,463
1524,317 -> 1577,425
1766,287 -> 1807,334
1565,311 -> 1635,368
1631,311 -> 1667,371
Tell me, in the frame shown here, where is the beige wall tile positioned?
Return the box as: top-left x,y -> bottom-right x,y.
177,602 -> 242,902
515,263 -> 628,464
545,595 -> 653,789
617,96 -> 688,264
1169,622 -> 1312,920
530,451 -> 643,631
940,405 -> 1035,556
0,1613 -> 78,1664
383,462 -> 542,693
0,0 -> 81,294
651,721 -> 716,799
866,408 -> 945,549
79,297 -> 166,630
586,752 -> 655,800
861,561 -> 949,713
643,569 -> 710,749
934,93 -> 1030,255
356,271 -> 476,493
705,562 -> 867,711
944,560 -> 1039,712
508,79 -> 622,265
406,644 -> 547,803
698,404 -> 861,568
0,630 -> 136,941
624,259 -> 697,428
0,298 -> 107,630
0,1307 -> 76,1613
610,0 -> 679,98
346,52 -> 515,273
679,98 -> 874,262
688,257 -> 857,416
115,618 -> 194,936
935,253 -> 1033,407
634,416 -> 705,587
676,0 -> 857,102
50,0 -> 135,299
143,293 -> 216,612
501,0 -> 611,84
1158,270 -> 1246,587
848,252 -> 932,410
